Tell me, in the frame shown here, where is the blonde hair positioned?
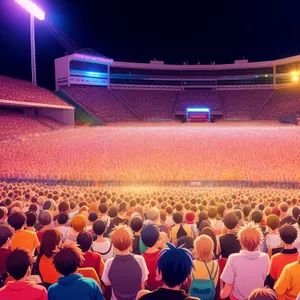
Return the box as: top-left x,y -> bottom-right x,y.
237,222 -> 263,251
147,207 -> 160,221
248,287 -> 278,300
110,225 -> 133,251
194,234 -> 214,262
71,214 -> 87,233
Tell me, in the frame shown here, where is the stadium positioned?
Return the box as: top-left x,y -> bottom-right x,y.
1,1 -> 300,300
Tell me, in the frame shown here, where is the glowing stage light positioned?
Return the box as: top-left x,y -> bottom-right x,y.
186,108 -> 210,113
15,0 -> 45,20
293,75 -> 299,82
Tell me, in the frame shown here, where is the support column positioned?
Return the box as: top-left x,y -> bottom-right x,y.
30,14 -> 37,86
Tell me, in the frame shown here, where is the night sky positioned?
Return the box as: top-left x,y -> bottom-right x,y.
1,0 -> 300,90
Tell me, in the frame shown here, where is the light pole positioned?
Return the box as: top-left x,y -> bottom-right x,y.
15,0 -> 45,86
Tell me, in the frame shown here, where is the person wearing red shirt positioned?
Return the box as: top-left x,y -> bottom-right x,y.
77,231 -> 104,279
0,249 -> 47,300
0,225 -> 13,280
141,224 -> 163,291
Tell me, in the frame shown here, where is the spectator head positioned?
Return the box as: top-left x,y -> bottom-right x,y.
93,219 -> 106,236
223,212 -> 239,230
177,236 -> 194,251
118,202 -> 127,213
69,201 -> 76,211
279,203 -> 288,214
157,242 -> 193,288
279,225 -> 298,245
141,224 -> 160,248
53,243 -> 84,277
207,206 -> 218,219
234,209 -> 244,222
28,204 -> 38,213
98,204 -> 108,214
108,206 -> 118,218
110,225 -> 133,252
77,231 -> 93,253
194,234 -> 214,262
271,207 -> 281,217
243,206 -> 252,219
0,225 -> 14,248
5,249 -> 33,280
147,208 -> 160,222
248,287 -> 278,300
71,214 -> 87,233
58,201 -> 69,213
43,199 -> 55,211
198,220 -> 211,233
172,212 -> 183,224
25,211 -> 37,227
130,216 -> 143,233
175,204 -> 183,212
88,212 -> 98,223
185,212 -> 195,224
249,210 -> 263,224
57,212 -> 69,225
292,207 -> 300,220
0,207 -> 8,223
217,204 -> 226,217
38,210 -> 53,226
166,206 -> 173,215
40,229 -> 62,258
266,214 -> 280,231
238,222 -> 263,251
8,212 -> 26,230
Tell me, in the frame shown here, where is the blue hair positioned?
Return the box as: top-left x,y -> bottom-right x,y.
157,242 -> 194,288
141,223 -> 160,248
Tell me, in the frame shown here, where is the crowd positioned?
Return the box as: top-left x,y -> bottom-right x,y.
0,111 -> 52,141
0,76 -> 69,107
219,90 -> 274,120
255,88 -> 300,120
1,123 -> 300,182
112,89 -> 178,120
62,86 -> 140,123
0,183 -> 300,300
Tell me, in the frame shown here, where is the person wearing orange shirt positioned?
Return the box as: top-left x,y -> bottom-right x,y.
37,229 -> 62,288
8,212 -> 40,254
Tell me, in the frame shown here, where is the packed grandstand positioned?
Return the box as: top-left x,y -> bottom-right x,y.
2,51 -> 300,300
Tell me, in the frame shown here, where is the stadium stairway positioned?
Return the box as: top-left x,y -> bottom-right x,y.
216,91 -> 227,120
172,92 -> 181,119
55,91 -> 105,126
251,89 -> 275,120
109,89 -> 143,121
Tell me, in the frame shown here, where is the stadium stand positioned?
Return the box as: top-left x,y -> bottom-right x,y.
175,90 -> 223,112
112,89 -> 178,121
61,86 -> 141,123
218,89 -> 274,120
0,111 -> 51,140
0,76 -> 69,106
255,87 -> 300,120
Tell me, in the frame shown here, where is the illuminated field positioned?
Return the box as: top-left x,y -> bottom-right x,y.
1,122 -> 300,182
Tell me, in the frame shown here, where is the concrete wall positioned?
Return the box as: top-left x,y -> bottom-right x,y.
38,107 -> 75,125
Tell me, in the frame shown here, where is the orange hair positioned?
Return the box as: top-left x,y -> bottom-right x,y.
71,214 -> 87,233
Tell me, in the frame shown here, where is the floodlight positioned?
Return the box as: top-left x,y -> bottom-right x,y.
293,76 -> 299,82
15,0 -> 45,20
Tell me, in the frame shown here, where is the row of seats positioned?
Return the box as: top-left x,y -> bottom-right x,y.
62,86 -> 140,123
0,76 -> 69,107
